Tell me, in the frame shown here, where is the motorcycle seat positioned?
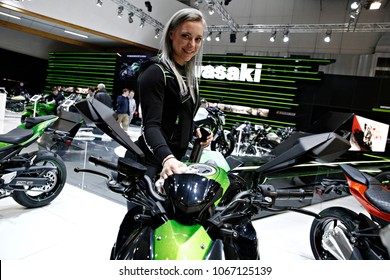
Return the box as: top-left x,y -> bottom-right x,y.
24,115 -> 56,129
0,127 -> 34,144
365,181 -> 390,214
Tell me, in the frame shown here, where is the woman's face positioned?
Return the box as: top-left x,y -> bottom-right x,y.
169,20 -> 204,66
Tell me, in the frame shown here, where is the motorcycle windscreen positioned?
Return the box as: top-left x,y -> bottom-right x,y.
75,99 -> 144,162
154,220 -> 214,260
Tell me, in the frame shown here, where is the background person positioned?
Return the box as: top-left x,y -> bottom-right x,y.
128,89 -> 137,126
94,83 -> 112,108
116,88 -> 130,132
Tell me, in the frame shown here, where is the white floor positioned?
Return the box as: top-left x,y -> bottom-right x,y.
0,112 -> 369,261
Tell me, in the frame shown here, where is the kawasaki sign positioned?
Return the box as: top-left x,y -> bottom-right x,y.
201,63 -> 263,83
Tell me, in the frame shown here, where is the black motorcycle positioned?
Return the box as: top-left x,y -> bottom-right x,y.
194,105 -> 235,157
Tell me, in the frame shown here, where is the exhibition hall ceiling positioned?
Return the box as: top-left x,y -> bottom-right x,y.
0,0 -> 389,59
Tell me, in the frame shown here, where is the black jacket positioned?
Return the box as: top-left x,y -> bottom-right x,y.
137,59 -> 200,166
94,89 -> 112,108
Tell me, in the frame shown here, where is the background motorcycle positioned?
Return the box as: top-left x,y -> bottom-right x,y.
21,94 -> 57,123
6,93 -> 30,113
73,98 -> 351,260
0,115 -> 67,208
310,165 -> 390,260
194,103 -> 235,157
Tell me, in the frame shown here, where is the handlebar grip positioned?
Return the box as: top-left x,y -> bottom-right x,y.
259,185 -> 312,201
89,155 -> 117,171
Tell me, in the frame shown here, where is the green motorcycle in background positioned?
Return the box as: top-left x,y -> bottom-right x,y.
20,94 -> 57,123
0,115 -> 67,208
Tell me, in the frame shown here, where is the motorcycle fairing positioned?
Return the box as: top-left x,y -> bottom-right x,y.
114,226 -> 154,260
153,220 -> 213,260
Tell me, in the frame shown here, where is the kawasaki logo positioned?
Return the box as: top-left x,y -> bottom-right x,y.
201,63 -> 263,83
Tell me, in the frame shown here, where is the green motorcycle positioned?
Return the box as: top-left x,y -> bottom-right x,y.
21,94 -> 57,123
74,99 -> 351,260
0,115 -> 67,208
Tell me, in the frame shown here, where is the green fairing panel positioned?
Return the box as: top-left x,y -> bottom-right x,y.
153,220 -> 213,260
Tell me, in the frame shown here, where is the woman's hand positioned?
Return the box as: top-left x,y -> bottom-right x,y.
160,155 -> 187,179
196,128 -> 213,147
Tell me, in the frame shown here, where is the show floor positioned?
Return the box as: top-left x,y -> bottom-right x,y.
0,111 -> 369,261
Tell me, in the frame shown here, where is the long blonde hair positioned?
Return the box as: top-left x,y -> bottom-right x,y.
159,8 -> 207,98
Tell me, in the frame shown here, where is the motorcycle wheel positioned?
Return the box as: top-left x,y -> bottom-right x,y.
211,133 -> 235,157
310,207 -> 358,260
11,153 -> 67,208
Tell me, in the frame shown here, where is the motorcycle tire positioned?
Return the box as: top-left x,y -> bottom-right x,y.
211,133 -> 235,157
309,206 -> 358,260
11,153 -> 67,208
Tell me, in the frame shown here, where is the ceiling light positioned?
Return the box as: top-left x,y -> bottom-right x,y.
128,12 -> 134,23
324,30 -> 332,43
215,31 -> 221,41
0,11 -> 21,20
139,18 -> 146,28
117,6 -> 124,18
145,1 -> 152,13
208,4 -> 215,15
270,31 -> 276,42
96,0 -> 103,7
370,1 -> 381,9
230,32 -> 236,43
350,1 -> 360,10
282,30 -> 289,43
154,29 -> 160,39
64,30 -> 88,39
242,31 -> 249,42
206,31 -> 212,41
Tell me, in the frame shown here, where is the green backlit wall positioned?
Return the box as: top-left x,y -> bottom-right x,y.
45,52 -> 117,93
200,54 -> 334,129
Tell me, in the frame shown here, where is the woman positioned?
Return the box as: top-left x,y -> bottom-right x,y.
137,8 -> 213,180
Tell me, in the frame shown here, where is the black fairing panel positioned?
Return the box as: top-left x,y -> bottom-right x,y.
115,226 -> 154,260
205,239 -> 225,260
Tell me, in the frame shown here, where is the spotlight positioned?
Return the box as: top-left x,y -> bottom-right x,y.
128,12 -> 134,23
96,0 -> 103,7
215,31 -> 221,41
242,31 -> 249,42
230,33 -> 236,43
369,1 -> 381,10
117,6 -> 124,18
206,31 -> 212,41
139,18 -> 146,28
145,1 -> 152,13
269,31 -> 276,42
155,29 -> 160,39
324,30 -> 332,43
208,4 -> 215,15
282,30 -> 289,43
350,1 -> 360,10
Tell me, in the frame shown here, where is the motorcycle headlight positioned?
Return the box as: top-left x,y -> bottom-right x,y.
164,174 -> 223,215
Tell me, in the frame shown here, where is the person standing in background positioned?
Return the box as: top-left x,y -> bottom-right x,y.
86,87 -> 95,99
116,88 -> 130,132
94,83 -> 112,108
128,89 -> 137,126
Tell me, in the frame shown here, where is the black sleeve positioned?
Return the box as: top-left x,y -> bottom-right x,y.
138,64 -> 172,163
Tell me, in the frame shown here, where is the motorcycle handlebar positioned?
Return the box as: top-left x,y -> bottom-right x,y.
89,155 -> 118,171
259,185 -> 312,202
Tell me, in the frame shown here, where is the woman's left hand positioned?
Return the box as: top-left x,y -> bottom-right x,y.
196,128 -> 213,147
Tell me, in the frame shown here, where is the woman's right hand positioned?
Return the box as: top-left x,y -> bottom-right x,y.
160,156 -> 187,179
